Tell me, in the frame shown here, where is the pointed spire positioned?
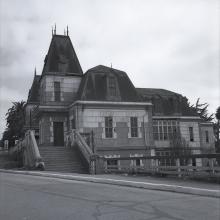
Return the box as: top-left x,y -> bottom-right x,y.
52,26 -> 54,36
110,63 -> 112,68
67,25 -> 69,36
34,67 -> 36,76
54,23 -> 56,35
64,29 -> 66,36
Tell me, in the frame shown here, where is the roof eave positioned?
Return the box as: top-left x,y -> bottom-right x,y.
70,100 -> 152,108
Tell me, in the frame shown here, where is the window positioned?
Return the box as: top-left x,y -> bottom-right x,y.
107,159 -> 117,166
163,121 -> 168,140
156,151 -> 176,166
105,116 -> 113,138
153,120 -> 180,141
130,154 -> 143,167
205,130 -> 209,143
189,127 -> 194,142
136,159 -> 141,166
108,77 -> 116,96
153,121 -> 159,140
130,117 -> 138,137
105,155 -> 120,170
71,118 -> 76,129
107,160 -> 118,170
54,81 -> 61,101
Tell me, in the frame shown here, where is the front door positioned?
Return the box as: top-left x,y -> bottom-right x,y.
53,122 -> 64,146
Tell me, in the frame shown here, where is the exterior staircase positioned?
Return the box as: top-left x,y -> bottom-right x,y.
38,145 -> 89,173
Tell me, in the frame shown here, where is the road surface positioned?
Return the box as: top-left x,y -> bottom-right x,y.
0,172 -> 219,220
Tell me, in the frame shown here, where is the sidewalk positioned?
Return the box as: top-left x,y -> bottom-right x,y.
0,169 -> 219,198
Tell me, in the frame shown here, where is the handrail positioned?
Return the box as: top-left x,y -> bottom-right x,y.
74,130 -> 93,164
67,129 -> 98,174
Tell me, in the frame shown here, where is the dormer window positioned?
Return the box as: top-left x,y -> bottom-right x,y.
130,117 -> 138,137
189,127 -> 194,142
205,130 -> 209,143
54,81 -> 61,101
108,76 -> 117,97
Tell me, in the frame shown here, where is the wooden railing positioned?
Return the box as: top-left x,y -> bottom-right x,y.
11,130 -> 44,170
105,164 -> 220,179
103,154 -> 220,180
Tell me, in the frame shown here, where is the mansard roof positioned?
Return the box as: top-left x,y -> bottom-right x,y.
136,88 -> 198,116
27,74 -> 40,103
136,88 -> 181,98
42,34 -> 83,75
77,65 -> 142,102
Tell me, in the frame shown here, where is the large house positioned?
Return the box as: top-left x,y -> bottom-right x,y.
24,31 -> 215,172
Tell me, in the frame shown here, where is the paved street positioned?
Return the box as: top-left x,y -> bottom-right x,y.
0,173 -> 219,220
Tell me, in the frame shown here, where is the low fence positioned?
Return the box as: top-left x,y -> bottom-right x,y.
0,148 -> 9,155
102,154 -> 220,180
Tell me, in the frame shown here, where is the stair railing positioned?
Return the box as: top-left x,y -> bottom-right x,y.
75,130 -> 93,162
68,129 -> 101,174
23,130 -> 44,170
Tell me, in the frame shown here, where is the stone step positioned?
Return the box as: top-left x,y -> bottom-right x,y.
41,154 -> 80,157
39,151 -> 79,155
44,166 -> 86,170
41,155 -> 79,158
45,167 -> 85,170
39,145 -> 88,174
42,154 -> 81,158
44,161 -> 85,165
39,151 -> 78,154
40,149 -> 78,152
43,163 -> 84,167
45,169 -> 87,174
45,166 -> 85,170
42,158 -> 81,161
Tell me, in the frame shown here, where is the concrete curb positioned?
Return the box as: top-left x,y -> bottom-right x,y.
1,169 -> 219,198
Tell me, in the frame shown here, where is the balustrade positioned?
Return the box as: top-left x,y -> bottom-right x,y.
12,130 -> 44,170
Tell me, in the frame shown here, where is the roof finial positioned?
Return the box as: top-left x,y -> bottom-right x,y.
67,25 -> 69,36
110,63 -> 112,68
52,26 -> 54,36
34,67 -> 36,76
64,29 -> 66,36
54,23 -> 56,35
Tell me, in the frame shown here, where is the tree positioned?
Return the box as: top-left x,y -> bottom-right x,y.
190,98 -> 214,122
216,106 -> 220,120
1,101 -> 26,148
215,106 -> 220,141
170,131 -> 192,166
215,107 -> 220,162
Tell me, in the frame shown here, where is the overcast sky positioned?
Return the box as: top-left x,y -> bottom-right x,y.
0,0 -> 219,138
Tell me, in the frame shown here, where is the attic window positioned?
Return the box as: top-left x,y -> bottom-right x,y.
54,81 -> 61,102
189,127 -> 194,142
108,77 -> 117,96
205,130 -> 209,143
130,117 -> 138,137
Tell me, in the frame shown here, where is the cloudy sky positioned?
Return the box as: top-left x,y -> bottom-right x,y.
0,0 -> 219,138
